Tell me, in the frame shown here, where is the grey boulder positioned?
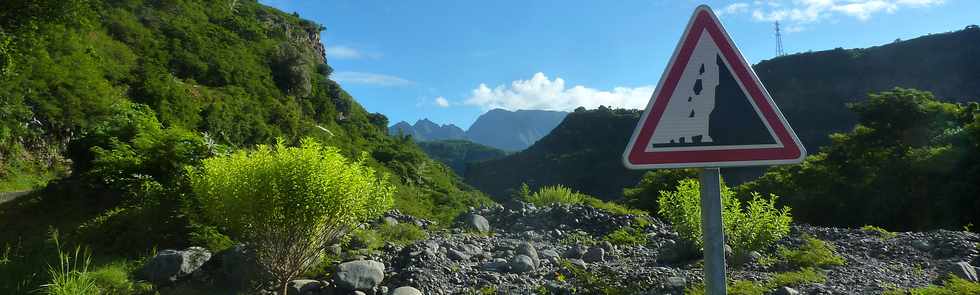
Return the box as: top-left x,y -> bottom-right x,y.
138,246 -> 211,285
334,260 -> 385,291
510,255 -> 536,273
459,213 -> 490,233
583,247 -> 605,263
287,279 -> 322,295
517,242 -> 540,267
391,286 -> 423,295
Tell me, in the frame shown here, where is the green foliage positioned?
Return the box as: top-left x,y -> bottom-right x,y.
86,261 -> 154,295
658,179 -> 792,255
187,138 -> 395,290
685,280 -> 769,295
861,225 -> 898,240
559,259 -> 640,294
187,225 -> 235,253
741,89 -> 980,231
623,169 -> 699,214
772,267 -> 827,287
347,228 -> 384,251
602,227 -> 647,247
884,276 -> 980,295
560,231 -> 597,246
779,236 -> 846,268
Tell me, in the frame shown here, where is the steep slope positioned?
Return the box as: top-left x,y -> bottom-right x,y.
417,140 -> 508,177
389,119 -> 467,141
465,109 -> 569,151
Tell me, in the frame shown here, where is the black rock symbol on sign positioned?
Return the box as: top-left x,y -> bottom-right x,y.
652,32 -> 719,146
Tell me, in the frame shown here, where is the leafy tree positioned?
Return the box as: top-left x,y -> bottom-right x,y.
740,88 -> 980,231
187,139 -> 395,293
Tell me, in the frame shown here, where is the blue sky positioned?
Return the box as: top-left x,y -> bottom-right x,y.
259,0 -> 976,129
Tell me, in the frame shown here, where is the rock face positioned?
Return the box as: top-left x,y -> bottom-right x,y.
138,247 -> 211,285
334,260 -> 385,291
950,261 -> 979,282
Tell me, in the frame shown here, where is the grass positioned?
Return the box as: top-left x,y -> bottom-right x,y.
686,280 -> 769,295
602,227 -> 648,246
772,267 -> 826,287
779,235 -> 846,268
376,223 -> 428,246
42,231 -> 99,295
862,225 -> 898,240
520,184 -> 652,227
560,231 -> 597,246
883,276 -> 980,295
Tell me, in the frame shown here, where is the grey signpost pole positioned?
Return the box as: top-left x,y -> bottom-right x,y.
699,168 -> 726,294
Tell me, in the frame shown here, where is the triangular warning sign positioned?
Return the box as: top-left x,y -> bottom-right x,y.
623,5 -> 806,169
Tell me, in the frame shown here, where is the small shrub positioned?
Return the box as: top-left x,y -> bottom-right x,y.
347,228 -> 384,251
658,179 -> 792,255
685,280 -> 769,295
187,138 -> 395,294
772,267 -> 826,287
603,227 -> 647,246
87,261 -> 154,295
779,236 -> 846,268
560,231 -> 597,246
524,184 -> 584,206
187,225 -> 235,253
861,225 -> 897,240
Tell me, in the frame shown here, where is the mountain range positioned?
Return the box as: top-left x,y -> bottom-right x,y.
389,109 -> 568,151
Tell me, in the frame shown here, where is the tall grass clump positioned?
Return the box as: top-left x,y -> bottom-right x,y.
779,235 -> 846,268
187,138 -> 395,294
522,184 -> 584,206
42,231 -> 99,295
658,178 -> 792,255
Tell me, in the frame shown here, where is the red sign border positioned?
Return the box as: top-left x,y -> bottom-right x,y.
623,5 -> 806,169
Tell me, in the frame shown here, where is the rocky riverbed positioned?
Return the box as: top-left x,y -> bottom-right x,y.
143,201 -> 980,294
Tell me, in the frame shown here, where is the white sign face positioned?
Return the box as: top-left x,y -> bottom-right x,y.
623,5 -> 806,169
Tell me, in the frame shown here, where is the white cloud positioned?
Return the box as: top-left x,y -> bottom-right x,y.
326,45 -> 382,60
464,72 -> 655,111
332,71 -> 413,87
728,0 -> 945,30
717,3 -> 751,17
434,96 -> 450,107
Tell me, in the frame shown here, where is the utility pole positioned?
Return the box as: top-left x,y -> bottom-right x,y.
775,21 -> 785,56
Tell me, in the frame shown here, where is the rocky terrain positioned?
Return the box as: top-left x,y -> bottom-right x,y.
142,202 -> 980,294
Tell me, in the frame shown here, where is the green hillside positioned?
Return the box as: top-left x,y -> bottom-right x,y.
0,1 -> 487,292
416,139 -> 508,177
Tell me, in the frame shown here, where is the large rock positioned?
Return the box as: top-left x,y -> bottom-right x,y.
287,279 -> 322,295
510,255 -> 536,273
949,261 -> 978,282
459,213 -> 490,233
391,286 -> 423,295
539,249 -> 560,263
517,242 -> 540,267
138,247 -> 211,285
334,260 -> 385,291
583,247 -> 605,263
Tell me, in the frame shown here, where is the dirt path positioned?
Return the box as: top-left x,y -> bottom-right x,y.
0,190 -> 31,205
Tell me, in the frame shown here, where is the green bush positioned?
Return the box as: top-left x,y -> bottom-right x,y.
376,223 -> 428,246
523,184 -> 584,206
884,276 -> 980,295
772,267 -> 826,287
187,138 -> 395,293
779,236 -> 846,268
43,231 -> 98,295
658,179 -> 792,255
861,225 -> 898,240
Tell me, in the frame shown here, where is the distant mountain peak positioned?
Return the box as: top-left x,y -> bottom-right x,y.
388,109 -> 569,151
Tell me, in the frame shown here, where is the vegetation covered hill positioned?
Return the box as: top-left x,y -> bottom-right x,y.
0,0 -> 488,292
757,25 -> 980,151
417,140 -> 508,178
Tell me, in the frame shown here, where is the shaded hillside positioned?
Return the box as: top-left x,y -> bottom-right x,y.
465,107 -> 644,200
758,25 -> 980,151
465,109 -> 568,151
417,140 -> 508,177
389,119 -> 466,141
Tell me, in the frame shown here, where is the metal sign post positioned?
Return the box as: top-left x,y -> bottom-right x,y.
621,5 -> 806,295
699,168 -> 725,294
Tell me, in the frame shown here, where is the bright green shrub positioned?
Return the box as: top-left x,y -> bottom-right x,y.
779,235 -> 846,268
884,276 -> 980,295
658,178 -> 792,255
376,223 -> 428,246
524,184 -> 584,206
187,138 -> 395,293
772,267 -> 826,287
861,225 -> 897,240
